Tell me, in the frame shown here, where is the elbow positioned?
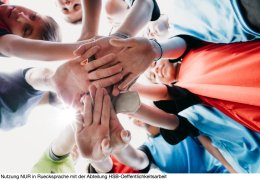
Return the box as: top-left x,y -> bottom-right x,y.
137,154 -> 150,170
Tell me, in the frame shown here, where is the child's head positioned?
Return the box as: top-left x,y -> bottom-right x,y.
0,4 -> 61,41
130,117 -> 160,137
145,59 -> 180,85
55,0 -> 82,23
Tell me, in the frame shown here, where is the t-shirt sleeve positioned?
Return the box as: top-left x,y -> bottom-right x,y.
160,115 -> 200,145
151,0 -> 160,21
0,69 -> 44,130
0,29 -> 9,36
129,0 -> 160,21
0,21 -> 11,36
168,35 -> 207,63
153,85 -> 200,114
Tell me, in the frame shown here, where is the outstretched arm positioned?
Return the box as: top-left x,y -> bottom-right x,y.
114,0 -> 154,37
51,124 -> 76,157
0,34 -> 81,61
74,36 -> 187,96
113,145 -> 149,171
130,83 -> 170,101
25,53 -> 122,109
78,0 -> 102,40
128,102 -> 179,130
198,136 -> 237,173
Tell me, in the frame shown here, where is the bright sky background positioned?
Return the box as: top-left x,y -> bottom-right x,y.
0,0 -> 147,173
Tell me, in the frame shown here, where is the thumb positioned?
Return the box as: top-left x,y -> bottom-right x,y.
101,138 -> 112,157
121,130 -> 131,144
75,111 -> 84,133
73,41 -> 96,56
109,38 -> 137,48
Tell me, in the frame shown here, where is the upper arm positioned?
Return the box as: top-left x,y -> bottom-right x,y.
0,34 -> 77,61
116,0 -> 154,36
198,135 -> 237,173
130,83 -> 169,101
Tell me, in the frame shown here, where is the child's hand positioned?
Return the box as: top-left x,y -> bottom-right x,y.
109,107 -> 131,153
51,53 -> 122,110
75,86 -> 112,161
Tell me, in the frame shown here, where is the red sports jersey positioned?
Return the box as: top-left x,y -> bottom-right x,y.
176,41 -> 260,132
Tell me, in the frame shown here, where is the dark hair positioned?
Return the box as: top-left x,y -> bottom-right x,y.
41,16 -> 61,42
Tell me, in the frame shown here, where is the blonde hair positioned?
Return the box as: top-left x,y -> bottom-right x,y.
41,16 -> 61,42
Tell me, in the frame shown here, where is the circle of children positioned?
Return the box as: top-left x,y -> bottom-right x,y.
0,0 -> 260,174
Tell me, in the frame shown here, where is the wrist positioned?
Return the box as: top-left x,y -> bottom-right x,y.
89,156 -> 113,173
149,39 -> 163,61
110,31 -> 131,39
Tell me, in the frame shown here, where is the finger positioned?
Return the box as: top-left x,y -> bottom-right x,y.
112,84 -> 120,96
82,95 -> 93,126
92,73 -> 123,88
88,64 -> 122,80
101,94 -> 111,127
73,41 -> 97,56
118,74 -> 138,90
110,104 -> 117,118
89,85 -> 97,103
120,130 -> 131,144
109,38 -> 138,48
78,46 -> 100,62
86,53 -> 116,72
75,111 -> 84,133
93,88 -> 104,124
101,138 -> 112,157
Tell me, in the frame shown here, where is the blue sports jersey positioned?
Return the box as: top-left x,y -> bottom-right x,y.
141,135 -> 228,173
179,105 -> 260,173
167,0 -> 260,43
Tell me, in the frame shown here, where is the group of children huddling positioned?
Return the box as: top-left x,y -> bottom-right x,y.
1,0 -> 260,173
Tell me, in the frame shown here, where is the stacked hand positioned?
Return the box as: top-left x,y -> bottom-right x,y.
74,36 -> 159,96
50,49 -> 122,109
75,85 -> 131,161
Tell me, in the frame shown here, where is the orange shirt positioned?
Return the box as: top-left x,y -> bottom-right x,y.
176,41 -> 260,132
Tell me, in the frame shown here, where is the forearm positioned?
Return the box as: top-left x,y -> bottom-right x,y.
130,83 -> 170,101
0,35 -> 80,61
25,67 -> 55,92
89,157 -> 113,173
113,145 -> 149,170
52,124 -> 76,156
80,0 -> 102,39
116,0 -> 154,37
130,103 -> 179,130
198,136 -> 237,173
